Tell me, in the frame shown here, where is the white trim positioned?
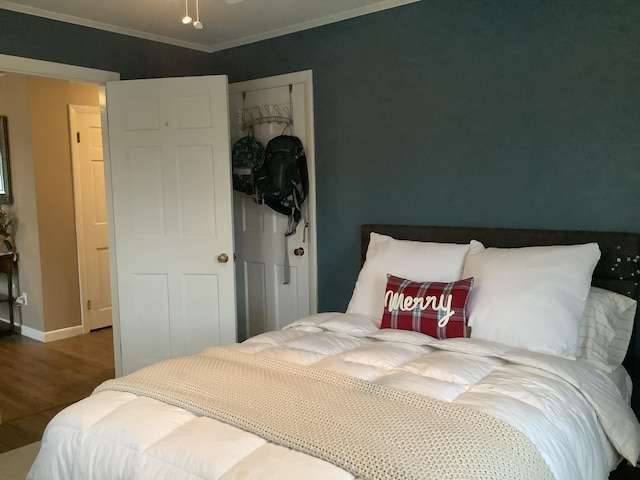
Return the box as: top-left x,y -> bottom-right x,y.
0,0 -> 419,53
229,71 -> 310,93
0,54 -> 119,84
68,105 -> 91,335
209,0 -> 420,53
0,1 -> 212,53
19,323 -> 84,343
229,70 -> 318,315
100,87 -> 122,376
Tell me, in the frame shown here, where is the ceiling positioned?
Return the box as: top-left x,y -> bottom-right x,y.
0,0 -> 418,53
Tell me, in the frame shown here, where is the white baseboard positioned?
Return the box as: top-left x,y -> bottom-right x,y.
17,323 -> 85,343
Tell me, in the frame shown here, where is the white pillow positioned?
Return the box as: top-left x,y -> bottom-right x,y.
578,286 -> 637,371
463,240 -> 601,358
346,233 -> 470,323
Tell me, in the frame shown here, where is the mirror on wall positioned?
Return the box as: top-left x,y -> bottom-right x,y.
0,116 -> 12,204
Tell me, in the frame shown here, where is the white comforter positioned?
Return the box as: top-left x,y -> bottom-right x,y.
29,313 -> 640,480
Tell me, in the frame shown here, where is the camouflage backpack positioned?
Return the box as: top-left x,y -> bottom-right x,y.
231,135 -> 265,199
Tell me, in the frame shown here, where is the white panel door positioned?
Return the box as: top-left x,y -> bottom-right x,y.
69,105 -> 112,331
229,72 -> 316,340
106,76 -> 236,375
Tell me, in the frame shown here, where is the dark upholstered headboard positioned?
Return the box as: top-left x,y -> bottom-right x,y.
361,224 -> 640,418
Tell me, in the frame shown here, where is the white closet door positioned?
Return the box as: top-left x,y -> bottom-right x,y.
106,76 -> 236,375
229,72 -> 316,340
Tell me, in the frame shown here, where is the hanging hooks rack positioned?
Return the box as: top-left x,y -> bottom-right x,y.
240,86 -> 294,131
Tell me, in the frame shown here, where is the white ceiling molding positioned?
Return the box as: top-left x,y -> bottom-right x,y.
0,1 -> 212,52
207,0 -> 420,53
0,0 -> 420,53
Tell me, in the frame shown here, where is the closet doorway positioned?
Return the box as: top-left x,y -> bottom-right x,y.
229,71 -> 317,341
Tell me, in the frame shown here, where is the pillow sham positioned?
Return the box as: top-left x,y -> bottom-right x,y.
578,286 -> 637,371
463,240 -> 601,358
346,233 -> 470,322
381,275 -> 474,339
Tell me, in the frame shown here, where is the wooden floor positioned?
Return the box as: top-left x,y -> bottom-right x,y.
0,328 -> 115,453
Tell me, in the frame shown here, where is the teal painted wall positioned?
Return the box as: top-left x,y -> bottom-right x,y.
211,1 -> 640,311
1,1 -> 638,312
0,10 -> 212,78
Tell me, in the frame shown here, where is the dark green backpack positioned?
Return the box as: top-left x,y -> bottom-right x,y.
231,135 -> 265,198
256,135 -> 308,235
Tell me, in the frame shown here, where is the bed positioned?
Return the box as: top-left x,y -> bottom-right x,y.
28,225 -> 640,480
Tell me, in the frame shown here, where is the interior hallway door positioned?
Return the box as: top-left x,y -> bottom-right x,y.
106,75 -> 236,375
69,105 -> 112,331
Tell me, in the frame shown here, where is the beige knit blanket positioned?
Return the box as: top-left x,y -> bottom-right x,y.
95,347 -> 555,480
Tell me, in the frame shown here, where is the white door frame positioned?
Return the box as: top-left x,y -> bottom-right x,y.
229,71 -> 318,317
68,104 -> 94,334
0,55 -> 124,371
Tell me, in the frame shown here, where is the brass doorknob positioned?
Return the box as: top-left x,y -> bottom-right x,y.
217,253 -> 229,263
294,247 -> 305,257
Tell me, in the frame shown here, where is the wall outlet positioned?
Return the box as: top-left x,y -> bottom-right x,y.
16,292 -> 27,306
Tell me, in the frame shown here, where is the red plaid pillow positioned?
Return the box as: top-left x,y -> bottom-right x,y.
380,275 -> 474,339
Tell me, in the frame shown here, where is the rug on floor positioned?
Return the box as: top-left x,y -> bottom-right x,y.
0,441 -> 40,479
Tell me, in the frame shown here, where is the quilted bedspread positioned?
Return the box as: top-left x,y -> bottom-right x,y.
28,312 -> 640,480
93,348 -> 554,480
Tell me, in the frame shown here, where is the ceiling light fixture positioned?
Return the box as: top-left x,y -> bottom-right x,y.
182,0 -> 244,29
193,0 -> 203,29
182,0 -> 203,29
181,0 -> 192,24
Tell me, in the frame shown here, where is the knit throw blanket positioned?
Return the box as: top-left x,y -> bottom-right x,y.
95,347 -> 555,480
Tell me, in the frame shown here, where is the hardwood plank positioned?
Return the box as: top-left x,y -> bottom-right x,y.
0,328 -> 114,453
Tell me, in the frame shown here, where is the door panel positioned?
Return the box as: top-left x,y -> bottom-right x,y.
132,273 -> 171,367
129,146 -> 164,236
182,274 -> 222,353
69,105 -> 112,331
107,76 -> 236,375
177,145 -> 217,235
245,261 -> 267,335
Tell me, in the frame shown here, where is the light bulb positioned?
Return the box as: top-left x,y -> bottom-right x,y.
194,0 -> 203,29
182,0 -> 192,24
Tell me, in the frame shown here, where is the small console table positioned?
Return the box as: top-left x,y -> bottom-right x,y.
0,252 -> 17,336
